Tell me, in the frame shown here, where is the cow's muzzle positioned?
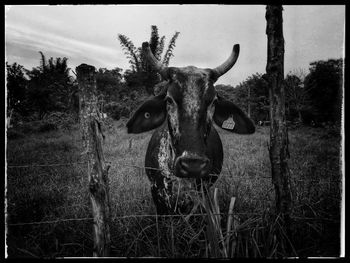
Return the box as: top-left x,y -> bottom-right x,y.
175,155 -> 210,178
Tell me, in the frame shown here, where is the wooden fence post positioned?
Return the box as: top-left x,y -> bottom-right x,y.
76,64 -> 111,257
265,5 -> 293,255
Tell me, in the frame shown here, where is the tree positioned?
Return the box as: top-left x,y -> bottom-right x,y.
96,67 -> 125,102
246,74 -> 269,122
219,73 -> 269,123
304,58 -> 343,124
284,69 -> 311,122
25,52 -> 76,119
118,25 -> 180,95
6,62 -> 28,116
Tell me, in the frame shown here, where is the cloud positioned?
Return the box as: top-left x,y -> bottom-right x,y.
5,5 -> 345,86
5,23 -> 125,68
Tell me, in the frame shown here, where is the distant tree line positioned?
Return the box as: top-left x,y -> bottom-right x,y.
216,58 -> 343,127
6,25 -> 342,130
6,25 -> 180,126
6,54 -> 78,121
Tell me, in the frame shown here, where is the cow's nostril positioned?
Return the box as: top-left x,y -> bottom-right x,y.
181,159 -> 190,169
200,162 -> 207,170
200,158 -> 210,169
178,157 -> 210,175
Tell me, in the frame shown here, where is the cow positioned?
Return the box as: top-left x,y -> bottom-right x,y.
126,42 -> 255,214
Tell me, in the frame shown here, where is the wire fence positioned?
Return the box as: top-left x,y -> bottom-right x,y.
5,212 -> 340,227
5,161 -> 342,183
5,212 -> 252,227
6,159 -> 341,228
7,162 -> 87,168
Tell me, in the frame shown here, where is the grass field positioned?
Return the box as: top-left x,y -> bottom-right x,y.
5,119 -> 342,258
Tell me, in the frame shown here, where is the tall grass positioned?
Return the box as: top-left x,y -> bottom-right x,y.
6,120 -> 342,257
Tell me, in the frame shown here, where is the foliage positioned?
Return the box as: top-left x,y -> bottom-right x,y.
6,62 -> 29,117
8,112 -> 77,136
7,128 -> 25,140
96,67 -> 126,107
304,58 -> 343,124
217,73 -> 269,123
6,123 -> 341,257
215,84 -> 238,103
117,34 -> 141,72
284,70 -> 310,122
42,111 -> 77,131
118,25 -> 180,95
162,31 -> 180,67
104,102 -> 123,120
104,91 -> 150,120
24,52 -> 77,119
122,69 -> 148,94
36,121 -> 58,133
217,60 -> 343,127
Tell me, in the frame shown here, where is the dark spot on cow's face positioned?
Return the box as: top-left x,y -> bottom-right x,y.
164,67 -> 217,178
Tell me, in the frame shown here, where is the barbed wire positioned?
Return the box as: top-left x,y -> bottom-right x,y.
4,213 -> 250,227
6,211 -> 339,227
7,162 -> 87,168
6,162 -> 341,183
5,163 -> 341,230
6,217 -> 94,226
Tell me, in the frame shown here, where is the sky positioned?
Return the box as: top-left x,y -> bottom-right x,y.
5,5 -> 345,86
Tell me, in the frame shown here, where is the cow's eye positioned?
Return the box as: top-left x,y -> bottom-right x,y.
144,112 -> 151,119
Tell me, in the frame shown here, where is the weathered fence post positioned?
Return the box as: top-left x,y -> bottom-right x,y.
265,5 -> 293,254
76,64 -> 111,257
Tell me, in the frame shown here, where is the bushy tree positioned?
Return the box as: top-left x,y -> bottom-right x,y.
118,25 -> 180,95
96,67 -> 125,101
216,59 -> 343,127
247,74 -> 270,122
304,58 -> 343,124
284,69 -> 311,122
25,52 -> 76,119
219,73 -> 269,123
6,62 -> 29,116
215,84 -> 237,101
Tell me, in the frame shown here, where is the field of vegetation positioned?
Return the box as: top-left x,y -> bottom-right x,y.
6,119 -> 342,258
5,18 -> 344,258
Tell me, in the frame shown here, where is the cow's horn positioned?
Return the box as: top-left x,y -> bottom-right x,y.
142,42 -> 165,72
212,44 -> 240,79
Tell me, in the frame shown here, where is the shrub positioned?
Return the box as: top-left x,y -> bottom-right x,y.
7,128 -> 25,140
9,112 -> 77,135
103,89 -> 157,122
42,112 -> 76,130
104,102 -> 123,120
18,121 -> 38,133
300,107 -> 318,126
37,121 -> 58,132
120,105 -> 131,118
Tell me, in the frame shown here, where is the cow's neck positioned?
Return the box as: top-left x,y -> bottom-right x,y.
157,127 -> 175,189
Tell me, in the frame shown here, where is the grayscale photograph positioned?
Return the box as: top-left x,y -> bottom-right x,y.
5,5 -> 345,258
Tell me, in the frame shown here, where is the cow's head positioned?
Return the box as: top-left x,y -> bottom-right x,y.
127,42 -> 255,178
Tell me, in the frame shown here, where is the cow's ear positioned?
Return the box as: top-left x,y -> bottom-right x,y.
126,93 -> 166,134
213,95 -> 255,134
